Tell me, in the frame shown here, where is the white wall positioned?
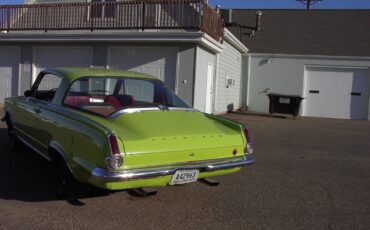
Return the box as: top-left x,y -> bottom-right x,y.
193,46 -> 215,112
247,54 -> 370,119
214,41 -> 243,113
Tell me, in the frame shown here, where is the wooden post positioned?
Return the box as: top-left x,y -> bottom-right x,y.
142,0 -> 146,31
6,7 -> 10,32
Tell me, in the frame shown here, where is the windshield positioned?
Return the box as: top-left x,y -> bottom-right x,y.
64,76 -> 190,117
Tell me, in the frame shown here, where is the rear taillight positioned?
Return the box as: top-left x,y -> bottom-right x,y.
108,134 -> 120,155
243,125 -> 254,156
106,133 -> 123,169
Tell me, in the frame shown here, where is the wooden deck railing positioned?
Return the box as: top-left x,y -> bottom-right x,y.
0,0 -> 224,42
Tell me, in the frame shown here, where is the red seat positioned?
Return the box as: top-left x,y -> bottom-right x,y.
116,95 -> 135,107
64,96 -> 90,107
104,96 -> 121,108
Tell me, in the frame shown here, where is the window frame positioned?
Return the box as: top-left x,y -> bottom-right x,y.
62,75 -> 190,117
29,71 -> 63,103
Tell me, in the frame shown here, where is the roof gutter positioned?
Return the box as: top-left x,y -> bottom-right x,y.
0,31 -> 203,41
223,28 -> 249,54
0,31 -> 224,53
249,53 -> 370,61
199,33 -> 223,53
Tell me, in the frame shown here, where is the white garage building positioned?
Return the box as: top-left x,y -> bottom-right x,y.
225,9 -> 370,120
0,0 -> 249,115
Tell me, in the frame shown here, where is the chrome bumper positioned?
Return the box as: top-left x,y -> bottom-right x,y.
91,155 -> 255,182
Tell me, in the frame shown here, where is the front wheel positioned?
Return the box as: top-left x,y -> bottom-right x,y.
5,116 -> 21,151
8,129 -> 20,151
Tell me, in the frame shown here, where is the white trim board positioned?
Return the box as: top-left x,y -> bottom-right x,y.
249,53 -> 370,61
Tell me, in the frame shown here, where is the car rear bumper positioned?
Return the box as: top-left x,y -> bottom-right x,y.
91,155 -> 255,182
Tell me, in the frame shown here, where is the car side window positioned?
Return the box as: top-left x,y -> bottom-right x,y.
34,73 -> 62,102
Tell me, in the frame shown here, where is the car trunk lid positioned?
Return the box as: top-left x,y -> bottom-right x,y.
107,110 -> 245,168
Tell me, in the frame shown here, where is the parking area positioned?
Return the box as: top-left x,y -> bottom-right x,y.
0,111 -> 369,230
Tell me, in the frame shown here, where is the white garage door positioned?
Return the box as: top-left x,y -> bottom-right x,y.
303,66 -> 370,120
34,46 -> 92,81
108,47 -> 177,91
0,46 -> 20,103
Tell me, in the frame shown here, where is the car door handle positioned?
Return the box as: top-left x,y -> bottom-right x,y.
34,108 -> 41,114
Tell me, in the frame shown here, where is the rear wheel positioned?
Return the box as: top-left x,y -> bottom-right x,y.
53,156 -> 79,200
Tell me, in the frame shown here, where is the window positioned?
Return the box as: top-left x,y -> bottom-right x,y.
64,76 -> 190,117
90,0 -> 116,18
34,73 -> 62,102
70,77 -> 116,95
123,79 -> 154,103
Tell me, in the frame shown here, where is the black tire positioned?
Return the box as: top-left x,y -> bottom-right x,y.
54,156 -> 79,200
5,115 -> 20,152
8,129 -> 20,151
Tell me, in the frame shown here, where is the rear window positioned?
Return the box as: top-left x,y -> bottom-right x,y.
64,76 -> 189,117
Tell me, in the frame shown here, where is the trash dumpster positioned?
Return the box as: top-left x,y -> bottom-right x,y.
267,94 -> 304,117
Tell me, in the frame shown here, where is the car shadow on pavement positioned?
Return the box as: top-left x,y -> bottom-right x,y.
0,128 -> 108,202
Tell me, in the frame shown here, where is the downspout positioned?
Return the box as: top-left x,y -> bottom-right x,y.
191,46 -> 198,107
246,54 -> 252,107
212,53 -> 220,114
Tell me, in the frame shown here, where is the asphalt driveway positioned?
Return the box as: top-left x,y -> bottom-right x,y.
0,111 -> 369,230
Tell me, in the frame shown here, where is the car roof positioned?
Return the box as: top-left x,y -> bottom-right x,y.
45,67 -> 158,82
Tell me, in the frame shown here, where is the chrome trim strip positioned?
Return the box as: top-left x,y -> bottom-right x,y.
17,135 -> 51,162
110,107 -> 160,117
109,107 -> 198,118
15,127 -> 49,150
91,155 -> 255,182
46,103 -> 113,135
169,107 -> 199,112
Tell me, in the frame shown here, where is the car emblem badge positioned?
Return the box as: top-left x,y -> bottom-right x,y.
189,153 -> 195,158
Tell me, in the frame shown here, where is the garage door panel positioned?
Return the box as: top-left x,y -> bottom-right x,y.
34,47 -> 92,78
352,70 -> 369,94
304,67 -> 369,120
108,47 -> 177,91
0,47 -> 20,103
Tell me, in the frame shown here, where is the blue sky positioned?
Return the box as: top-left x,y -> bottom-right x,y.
1,0 -> 370,8
209,0 -> 370,9
1,0 -> 23,4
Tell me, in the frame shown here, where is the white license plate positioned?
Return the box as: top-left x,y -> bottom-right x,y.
279,98 -> 291,104
170,170 -> 199,185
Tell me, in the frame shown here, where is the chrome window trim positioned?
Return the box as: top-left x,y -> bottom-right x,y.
109,107 -> 199,119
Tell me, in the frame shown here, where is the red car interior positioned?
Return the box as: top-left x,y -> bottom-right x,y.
64,93 -> 135,109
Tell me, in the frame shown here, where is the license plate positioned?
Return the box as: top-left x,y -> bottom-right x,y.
279,98 -> 291,104
170,170 -> 199,185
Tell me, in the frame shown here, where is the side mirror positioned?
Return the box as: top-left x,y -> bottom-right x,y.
24,90 -> 32,97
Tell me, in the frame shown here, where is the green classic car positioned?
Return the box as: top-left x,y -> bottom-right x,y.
2,68 -> 254,198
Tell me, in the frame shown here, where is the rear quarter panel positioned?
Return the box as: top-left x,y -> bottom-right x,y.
5,96 -> 111,182
41,105 -> 111,181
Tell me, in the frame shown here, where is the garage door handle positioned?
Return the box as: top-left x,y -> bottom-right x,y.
351,92 -> 361,96
309,90 -> 319,94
